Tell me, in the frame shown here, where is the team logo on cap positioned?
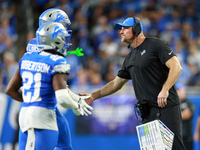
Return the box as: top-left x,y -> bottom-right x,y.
123,18 -> 130,24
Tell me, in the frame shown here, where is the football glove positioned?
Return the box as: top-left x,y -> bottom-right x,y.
73,96 -> 93,116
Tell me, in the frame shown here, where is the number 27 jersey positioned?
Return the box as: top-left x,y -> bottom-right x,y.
19,51 -> 70,109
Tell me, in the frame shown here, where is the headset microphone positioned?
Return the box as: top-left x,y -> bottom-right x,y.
127,43 -> 131,49
127,35 -> 135,49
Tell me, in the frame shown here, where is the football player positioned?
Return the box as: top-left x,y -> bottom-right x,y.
25,8 -> 80,150
7,9 -> 90,150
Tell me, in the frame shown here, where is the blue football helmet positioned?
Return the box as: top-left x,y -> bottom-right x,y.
39,8 -> 71,29
36,22 -> 72,56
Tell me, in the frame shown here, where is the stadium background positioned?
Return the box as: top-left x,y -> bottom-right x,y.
0,0 -> 200,149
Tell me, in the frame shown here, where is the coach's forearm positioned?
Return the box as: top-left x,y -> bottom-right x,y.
91,80 -> 122,100
163,60 -> 182,91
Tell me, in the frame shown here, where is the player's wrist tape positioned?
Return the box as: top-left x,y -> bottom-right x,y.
55,89 -> 79,109
68,90 -> 79,102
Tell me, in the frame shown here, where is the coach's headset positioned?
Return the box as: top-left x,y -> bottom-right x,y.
128,17 -> 142,48
132,17 -> 141,37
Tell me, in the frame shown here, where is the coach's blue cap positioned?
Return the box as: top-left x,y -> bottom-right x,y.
115,17 -> 143,31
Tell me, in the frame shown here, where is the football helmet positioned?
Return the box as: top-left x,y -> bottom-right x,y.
39,8 -> 71,29
36,22 -> 72,56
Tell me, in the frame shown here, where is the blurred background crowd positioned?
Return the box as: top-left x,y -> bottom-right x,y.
0,0 -> 200,91
0,0 -> 200,150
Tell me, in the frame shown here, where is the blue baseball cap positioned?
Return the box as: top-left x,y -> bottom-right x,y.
115,17 -> 143,31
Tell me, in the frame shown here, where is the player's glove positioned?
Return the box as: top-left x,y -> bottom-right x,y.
68,90 -> 93,116
73,96 -> 93,116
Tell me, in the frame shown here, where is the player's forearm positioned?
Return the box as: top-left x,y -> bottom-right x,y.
162,63 -> 182,91
5,68 -> 23,102
6,90 -> 23,102
55,89 -> 79,109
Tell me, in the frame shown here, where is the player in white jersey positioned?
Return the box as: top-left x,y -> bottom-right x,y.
6,22 -> 93,150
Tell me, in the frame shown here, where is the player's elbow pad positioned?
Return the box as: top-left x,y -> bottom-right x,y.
55,89 -> 78,109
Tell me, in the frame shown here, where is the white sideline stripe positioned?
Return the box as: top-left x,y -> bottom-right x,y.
26,128 -> 35,150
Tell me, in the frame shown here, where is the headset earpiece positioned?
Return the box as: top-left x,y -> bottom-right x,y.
132,17 -> 141,37
127,17 -> 142,49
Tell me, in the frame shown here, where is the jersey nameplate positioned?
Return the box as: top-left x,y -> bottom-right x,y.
21,60 -> 50,73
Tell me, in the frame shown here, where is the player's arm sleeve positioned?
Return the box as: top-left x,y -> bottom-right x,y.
55,89 -> 79,109
26,38 -> 37,52
52,58 -> 71,75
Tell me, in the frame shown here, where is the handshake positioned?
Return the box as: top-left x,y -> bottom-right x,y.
68,90 -> 93,117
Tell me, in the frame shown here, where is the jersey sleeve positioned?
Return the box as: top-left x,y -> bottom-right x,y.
117,56 -> 131,79
51,56 -> 71,76
26,38 -> 43,53
155,39 -> 176,64
19,58 -> 22,71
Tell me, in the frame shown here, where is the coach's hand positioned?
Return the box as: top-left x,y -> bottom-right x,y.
157,89 -> 168,108
79,93 -> 94,105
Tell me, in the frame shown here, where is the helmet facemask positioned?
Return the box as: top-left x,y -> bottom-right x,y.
53,35 -> 72,56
